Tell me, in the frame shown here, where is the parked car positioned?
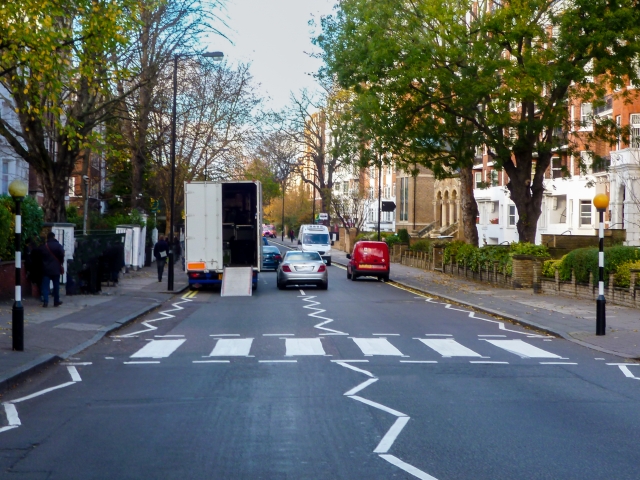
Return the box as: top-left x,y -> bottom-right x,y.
346,241 -> 390,282
277,251 -> 328,290
262,245 -> 282,271
262,224 -> 277,238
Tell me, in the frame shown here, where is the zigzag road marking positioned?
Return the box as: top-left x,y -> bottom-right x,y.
116,291 -> 195,338
335,362 -> 438,480
1,364 -> 85,435
421,297 -> 549,338
301,295 -> 348,335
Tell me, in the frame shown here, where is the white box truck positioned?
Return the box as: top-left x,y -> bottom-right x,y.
184,181 -> 263,290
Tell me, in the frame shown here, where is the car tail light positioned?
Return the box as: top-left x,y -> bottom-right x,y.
274,255 -> 282,261
317,264 -> 326,272
282,264 -> 292,272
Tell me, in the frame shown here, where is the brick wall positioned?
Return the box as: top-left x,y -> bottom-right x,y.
0,261 -> 31,300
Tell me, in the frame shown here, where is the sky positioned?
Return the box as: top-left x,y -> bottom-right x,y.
208,0 -> 337,112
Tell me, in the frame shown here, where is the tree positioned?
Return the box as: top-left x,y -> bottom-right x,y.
317,0 -> 640,243
113,0 -> 225,209
0,0 -> 135,221
146,58 -> 260,233
330,181 -> 370,237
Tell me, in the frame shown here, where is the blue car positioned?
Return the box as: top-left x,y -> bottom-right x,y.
262,245 -> 282,271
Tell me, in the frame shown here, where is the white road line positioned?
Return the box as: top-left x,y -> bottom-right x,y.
210,334 -> 241,337
105,357 -> 114,360
379,454 -> 438,480
595,358 -> 605,360
351,338 -> 404,356
423,334 -> 452,337
302,295 -> 348,335
374,417 -> 410,453
67,366 -> 81,382
130,339 -> 186,359
3,403 -> 20,426
478,335 -> 506,337
124,361 -> 161,364
331,359 -> 369,363
9,382 -> 76,404
258,360 -> 297,363
299,289 -> 305,295
418,338 -> 482,357
263,333 -> 294,336
613,365 -> 640,379
60,362 -> 92,366
349,395 -> 406,417
344,378 -> 379,396
540,362 -> 578,365
117,297 -> 192,338
193,360 -> 230,364
485,339 -> 563,359
400,360 -> 438,364
285,338 -> 326,356
209,338 -> 254,356
470,361 -> 509,364
155,335 -> 185,338
373,333 -> 400,336
334,362 -> 375,377
0,425 -> 19,433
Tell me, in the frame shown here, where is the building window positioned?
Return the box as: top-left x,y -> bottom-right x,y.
508,205 -> 516,226
580,103 -> 593,130
551,157 -> 563,179
399,177 -> 409,222
475,171 -> 482,188
631,114 -> 640,148
616,115 -> 621,150
1,160 -> 8,195
68,176 -> 76,197
392,184 -> 396,197
580,200 -> 592,226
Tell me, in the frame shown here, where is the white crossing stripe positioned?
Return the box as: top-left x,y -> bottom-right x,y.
418,338 -> 482,357
485,339 -> 562,359
351,337 -> 404,356
285,338 -> 325,356
209,338 -> 254,356
130,339 -> 186,358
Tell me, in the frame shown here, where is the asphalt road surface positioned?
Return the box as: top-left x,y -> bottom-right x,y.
2,246 -> 640,479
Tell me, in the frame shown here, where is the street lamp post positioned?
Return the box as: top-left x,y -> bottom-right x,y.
168,50 -> 223,291
83,175 -> 89,236
9,178 -> 28,351
593,193 -> 610,336
377,156 -> 382,241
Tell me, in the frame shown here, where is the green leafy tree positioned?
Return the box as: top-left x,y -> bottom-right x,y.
0,0 -> 136,222
317,0 -> 640,243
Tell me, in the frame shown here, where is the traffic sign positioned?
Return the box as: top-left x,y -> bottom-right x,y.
381,201 -> 396,212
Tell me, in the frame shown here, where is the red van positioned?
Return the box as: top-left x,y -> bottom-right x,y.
346,241 -> 390,282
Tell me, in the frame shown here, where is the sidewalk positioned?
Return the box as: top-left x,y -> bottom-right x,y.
274,237 -> 640,360
0,264 -> 188,393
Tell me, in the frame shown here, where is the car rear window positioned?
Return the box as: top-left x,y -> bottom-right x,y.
286,252 -> 322,262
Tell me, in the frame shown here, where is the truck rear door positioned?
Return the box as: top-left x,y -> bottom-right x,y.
185,182 -> 223,271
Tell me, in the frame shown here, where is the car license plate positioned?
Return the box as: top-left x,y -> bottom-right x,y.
359,264 -> 378,269
295,266 -> 313,272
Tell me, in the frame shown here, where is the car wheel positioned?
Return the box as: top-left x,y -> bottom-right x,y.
346,269 -> 352,280
382,274 -> 390,282
277,281 -> 285,290
189,284 -> 198,291
351,273 -> 357,281
326,259 -> 332,266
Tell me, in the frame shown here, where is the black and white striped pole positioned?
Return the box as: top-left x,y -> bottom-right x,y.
593,193 -> 609,336
9,179 -> 28,351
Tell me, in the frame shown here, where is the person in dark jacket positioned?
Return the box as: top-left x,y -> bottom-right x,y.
39,231 -> 65,307
154,235 -> 170,282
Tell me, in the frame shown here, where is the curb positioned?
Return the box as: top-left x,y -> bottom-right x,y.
332,257 -> 636,360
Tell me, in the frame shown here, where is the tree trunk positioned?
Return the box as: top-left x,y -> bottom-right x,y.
459,164 -> 479,246
40,168 -> 70,223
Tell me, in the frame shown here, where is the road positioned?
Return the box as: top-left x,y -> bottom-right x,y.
1,244 -> 640,479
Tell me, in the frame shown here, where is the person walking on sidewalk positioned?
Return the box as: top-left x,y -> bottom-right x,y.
154,235 -> 170,282
39,232 -> 65,307
289,229 -> 295,243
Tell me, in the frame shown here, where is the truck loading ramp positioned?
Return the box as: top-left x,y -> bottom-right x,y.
221,267 -> 253,296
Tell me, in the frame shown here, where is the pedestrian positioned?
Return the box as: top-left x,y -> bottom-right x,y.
289,229 -> 295,242
39,231 -> 65,307
154,235 -> 170,282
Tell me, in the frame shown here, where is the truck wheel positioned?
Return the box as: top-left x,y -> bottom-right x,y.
252,282 -> 258,291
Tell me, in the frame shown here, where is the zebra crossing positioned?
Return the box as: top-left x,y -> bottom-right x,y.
121,334 -> 574,365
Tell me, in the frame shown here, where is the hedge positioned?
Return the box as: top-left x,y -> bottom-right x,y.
443,241 -> 548,275
0,195 -> 44,261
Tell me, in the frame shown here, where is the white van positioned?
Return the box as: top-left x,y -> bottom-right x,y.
297,224 -> 332,266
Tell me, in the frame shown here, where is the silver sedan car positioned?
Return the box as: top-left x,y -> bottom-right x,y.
277,251 -> 328,290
